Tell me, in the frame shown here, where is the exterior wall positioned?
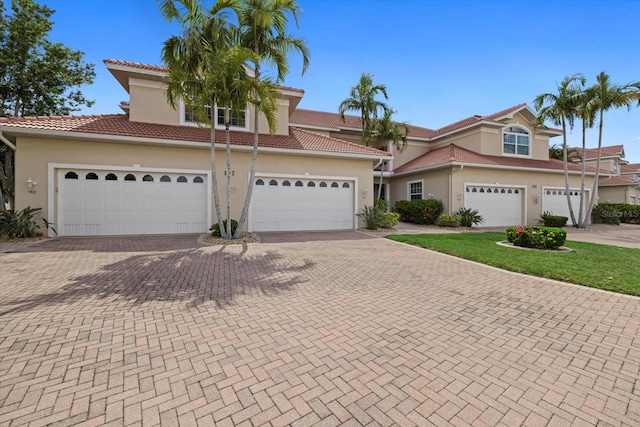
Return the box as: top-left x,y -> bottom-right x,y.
128,77 -> 291,136
451,167 -> 595,225
584,158 -> 616,173
14,136 -> 376,231
431,128 -> 483,153
392,142 -> 430,169
599,186 -> 640,204
389,168 -> 451,213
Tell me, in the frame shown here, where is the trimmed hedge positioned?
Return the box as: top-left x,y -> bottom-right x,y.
592,203 -> 640,225
506,226 -> 567,250
437,214 -> 462,227
544,215 -> 568,227
394,199 -> 444,225
210,219 -> 238,237
379,212 -> 400,229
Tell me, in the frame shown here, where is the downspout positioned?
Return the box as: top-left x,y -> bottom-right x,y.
0,132 -> 16,151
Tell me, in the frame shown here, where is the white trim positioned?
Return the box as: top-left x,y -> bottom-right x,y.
289,123 -> 335,132
129,77 -> 164,90
178,99 -> 250,131
48,162 -> 211,238
104,62 -> 167,79
393,161 -> 596,177
429,120 -> 504,141
502,124 -> 532,158
407,179 -> 424,200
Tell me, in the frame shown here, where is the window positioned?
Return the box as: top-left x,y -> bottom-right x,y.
184,102 -> 246,128
295,181 -> 303,187
342,183 -> 350,188
193,176 -> 204,183
64,171 -> 78,179
269,179 -> 278,186
106,173 -> 118,181
319,182 -> 327,188
142,175 -> 154,182
503,126 -> 530,156
160,175 -> 171,183
331,182 -> 339,188
256,179 -> 264,185
85,172 -> 98,180
124,174 -> 136,181
282,180 -> 291,186
408,181 -> 423,200
308,181 -> 316,187
177,176 -> 188,183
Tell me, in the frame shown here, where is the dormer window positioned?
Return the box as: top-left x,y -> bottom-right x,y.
182,101 -> 248,130
503,126 -> 530,157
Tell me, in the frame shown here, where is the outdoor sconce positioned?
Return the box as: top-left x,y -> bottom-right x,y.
427,193 -> 434,199
362,188 -> 368,198
27,177 -> 37,193
456,192 -> 463,200
533,195 -> 539,204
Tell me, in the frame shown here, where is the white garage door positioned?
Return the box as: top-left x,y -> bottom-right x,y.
59,169 -> 208,236
465,184 -> 523,227
542,188 -> 588,226
249,177 -> 355,232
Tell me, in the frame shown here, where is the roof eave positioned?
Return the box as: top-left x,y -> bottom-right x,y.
393,160 -> 597,176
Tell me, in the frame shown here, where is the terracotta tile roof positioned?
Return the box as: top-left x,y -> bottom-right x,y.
620,163 -> 640,173
430,103 -> 529,137
571,144 -> 625,159
0,114 -> 390,157
598,175 -> 640,186
394,144 -> 592,174
103,59 -> 305,93
289,108 -> 436,138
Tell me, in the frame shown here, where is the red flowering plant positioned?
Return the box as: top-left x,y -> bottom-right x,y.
506,226 -> 566,250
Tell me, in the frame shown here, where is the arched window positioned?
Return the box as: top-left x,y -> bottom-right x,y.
193,176 -> 203,183
501,189 -> 506,193
308,181 -> 316,187
177,176 -> 187,183
106,173 -> 118,181
295,180 -> 303,187
256,179 -> 264,185
503,126 -> 530,156
514,189 -> 519,194
160,175 -> 171,183
342,183 -> 350,188
85,172 -> 98,180
472,188 -> 478,193
282,180 -> 291,186
64,171 -> 78,180
487,188 -> 492,193
142,174 -> 153,182
331,182 -> 339,188
269,179 -> 278,186
319,182 -> 327,188
124,174 -> 136,181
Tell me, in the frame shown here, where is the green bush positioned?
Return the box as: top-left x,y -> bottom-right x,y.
0,206 -> 55,239
538,213 -> 568,227
456,207 -> 484,227
374,198 -> 388,212
592,203 -> 640,224
505,226 -> 567,250
379,211 -> 400,228
437,214 -> 462,227
394,199 -> 444,225
357,205 -> 382,230
210,219 -> 238,237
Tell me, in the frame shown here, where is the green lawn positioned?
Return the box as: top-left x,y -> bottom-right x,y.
388,232 -> 640,296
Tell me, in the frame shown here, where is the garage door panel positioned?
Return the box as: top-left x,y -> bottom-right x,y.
542,188 -> 587,226
249,177 -> 354,232
465,185 -> 523,227
59,169 -> 208,236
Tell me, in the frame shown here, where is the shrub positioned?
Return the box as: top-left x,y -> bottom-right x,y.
210,219 -> 238,237
379,211 -> 400,228
592,203 -> 640,224
0,206 -> 55,239
538,212 -> 568,227
394,199 -> 444,225
357,205 -> 383,230
456,207 -> 484,227
505,226 -> 567,250
437,214 -> 462,227
374,198 -> 388,212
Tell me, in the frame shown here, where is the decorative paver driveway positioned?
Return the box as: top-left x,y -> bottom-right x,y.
1,233 -> 640,426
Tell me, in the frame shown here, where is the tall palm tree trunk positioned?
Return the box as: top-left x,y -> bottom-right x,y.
577,120 -> 587,227
235,67 -> 261,238
210,118 -> 225,237
377,160 -> 385,201
561,118 -> 577,226
585,110 -> 605,225
225,107 -> 233,239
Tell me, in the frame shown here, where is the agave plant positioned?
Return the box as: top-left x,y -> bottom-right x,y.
0,206 -> 56,239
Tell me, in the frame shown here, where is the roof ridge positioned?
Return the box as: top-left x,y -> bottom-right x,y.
0,114 -> 123,122
291,126 -> 391,156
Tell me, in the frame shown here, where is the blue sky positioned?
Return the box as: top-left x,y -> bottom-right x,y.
13,0 -> 640,161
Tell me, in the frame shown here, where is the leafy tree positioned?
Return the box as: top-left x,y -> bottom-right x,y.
534,74 -> 585,226
234,0 -> 309,238
0,0 -> 95,117
160,0 -> 278,239
338,73 -> 389,146
370,109 -> 409,200
583,72 -> 640,225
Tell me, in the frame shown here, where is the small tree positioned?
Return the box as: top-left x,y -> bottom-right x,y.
370,109 -> 409,200
338,73 -> 389,146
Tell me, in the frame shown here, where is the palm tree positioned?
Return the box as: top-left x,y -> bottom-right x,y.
160,0 -> 278,239
583,72 -> 640,225
574,86 -> 596,226
234,0 -> 310,238
339,73 -> 389,146
370,109 -> 409,200
534,74 -> 585,226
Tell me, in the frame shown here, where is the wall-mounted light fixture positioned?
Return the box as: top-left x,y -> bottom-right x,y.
362,188 -> 369,199
27,177 -> 37,193
427,193 -> 434,199
533,195 -> 539,204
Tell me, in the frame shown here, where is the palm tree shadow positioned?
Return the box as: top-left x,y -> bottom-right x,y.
1,246 -> 314,316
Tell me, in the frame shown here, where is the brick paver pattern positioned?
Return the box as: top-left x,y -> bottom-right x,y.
1,232 -> 640,426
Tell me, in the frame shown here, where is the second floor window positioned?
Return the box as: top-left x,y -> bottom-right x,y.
184,104 -> 247,128
503,126 -> 530,156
